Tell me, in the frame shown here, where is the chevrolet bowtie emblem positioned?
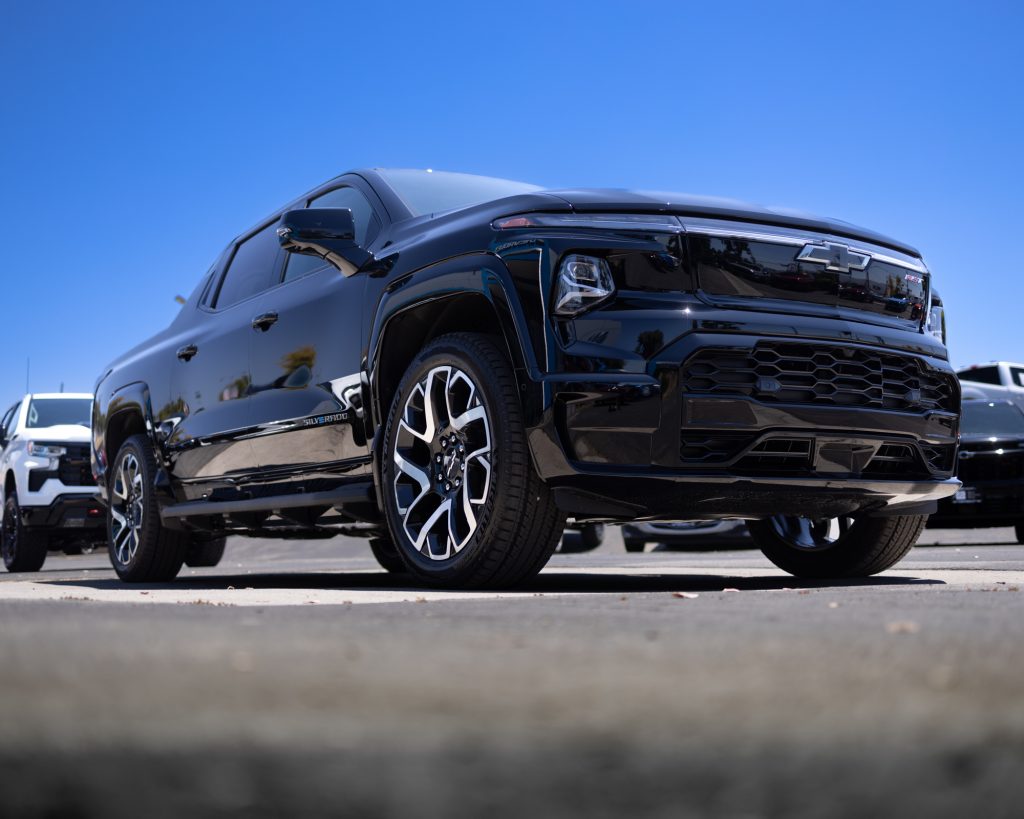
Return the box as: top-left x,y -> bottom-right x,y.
797,242 -> 871,273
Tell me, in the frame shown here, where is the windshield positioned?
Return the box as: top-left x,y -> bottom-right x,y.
961,401 -> 1024,436
378,169 -> 542,217
26,398 -> 92,428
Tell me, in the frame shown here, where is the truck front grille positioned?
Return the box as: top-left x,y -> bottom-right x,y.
682,342 -> 957,414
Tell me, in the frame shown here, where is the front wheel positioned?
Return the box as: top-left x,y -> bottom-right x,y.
108,435 -> 188,582
2,493 -> 48,572
746,514 -> 927,578
381,333 -> 565,588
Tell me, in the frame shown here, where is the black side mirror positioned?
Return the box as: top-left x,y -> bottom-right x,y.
277,208 -> 371,276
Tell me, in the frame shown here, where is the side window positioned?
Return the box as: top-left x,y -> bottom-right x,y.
282,186 -> 380,283
1011,367 -> 1024,388
214,223 -> 281,309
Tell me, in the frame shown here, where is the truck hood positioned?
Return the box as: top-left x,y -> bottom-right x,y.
24,424 -> 91,443
540,188 -> 920,257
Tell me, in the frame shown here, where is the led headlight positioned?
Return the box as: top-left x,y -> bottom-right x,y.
553,254 -> 614,316
28,442 -> 66,458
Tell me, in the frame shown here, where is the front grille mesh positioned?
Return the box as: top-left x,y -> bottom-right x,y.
682,342 -> 957,413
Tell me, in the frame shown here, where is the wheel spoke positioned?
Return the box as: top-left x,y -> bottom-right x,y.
392,364 -> 492,563
450,405 -> 485,431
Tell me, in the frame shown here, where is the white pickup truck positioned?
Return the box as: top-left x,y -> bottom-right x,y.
957,363 -> 1024,412
0,393 -> 105,571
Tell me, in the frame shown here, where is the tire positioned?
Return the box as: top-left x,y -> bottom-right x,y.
2,493 -> 48,572
368,536 -> 407,573
185,537 -> 226,568
624,539 -> 646,553
107,434 -> 188,583
381,332 -> 565,588
560,523 -> 605,554
1016,523 -> 1024,545
746,514 -> 928,578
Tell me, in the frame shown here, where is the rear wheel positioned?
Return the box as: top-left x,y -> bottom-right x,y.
368,536 -> 407,573
108,434 -> 188,583
559,523 -> 605,554
382,333 -> 565,588
747,514 -> 927,578
2,493 -> 48,572
185,537 -> 226,568
1015,523 -> 1024,545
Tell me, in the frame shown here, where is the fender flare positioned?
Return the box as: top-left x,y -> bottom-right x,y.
366,252 -> 542,427
94,380 -> 161,503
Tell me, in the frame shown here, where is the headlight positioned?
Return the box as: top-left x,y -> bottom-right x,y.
28,443 -> 66,458
553,254 -> 615,316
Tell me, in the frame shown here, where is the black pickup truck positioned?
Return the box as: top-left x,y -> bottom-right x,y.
91,169 -> 960,586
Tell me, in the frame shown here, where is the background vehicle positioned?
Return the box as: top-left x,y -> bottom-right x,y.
957,361 -> 1024,413
929,396 -> 1024,542
622,520 -> 751,553
0,394 -> 104,571
92,169 -> 959,587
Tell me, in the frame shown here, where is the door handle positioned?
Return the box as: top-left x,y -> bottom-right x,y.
176,344 -> 198,362
251,311 -> 279,332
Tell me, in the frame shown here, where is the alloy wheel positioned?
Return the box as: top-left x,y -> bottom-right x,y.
110,452 -> 145,565
391,365 -> 492,561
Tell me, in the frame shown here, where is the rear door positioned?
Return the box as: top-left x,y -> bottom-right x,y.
246,184 -> 383,476
165,221 -> 282,485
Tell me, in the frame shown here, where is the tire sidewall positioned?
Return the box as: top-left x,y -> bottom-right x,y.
381,337 -> 508,580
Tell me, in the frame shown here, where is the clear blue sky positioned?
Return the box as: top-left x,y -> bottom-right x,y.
1,1 -> 1021,409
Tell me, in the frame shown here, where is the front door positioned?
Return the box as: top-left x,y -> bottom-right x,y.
165,221 -> 282,488
246,185 -> 380,477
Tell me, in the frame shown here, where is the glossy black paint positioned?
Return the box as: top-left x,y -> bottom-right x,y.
930,430 -> 1024,529
92,169 -> 960,538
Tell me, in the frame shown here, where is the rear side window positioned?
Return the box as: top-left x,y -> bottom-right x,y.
1011,367 -> 1024,388
282,186 -> 380,283
215,223 -> 281,308
958,366 -> 1001,386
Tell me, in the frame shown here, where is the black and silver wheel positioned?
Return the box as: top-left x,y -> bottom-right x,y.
747,513 -> 927,578
2,492 -> 48,572
185,537 -> 226,568
108,434 -> 188,582
559,523 -> 605,553
382,333 -> 564,588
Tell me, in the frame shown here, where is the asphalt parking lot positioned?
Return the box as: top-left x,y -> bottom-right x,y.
1,527 -> 1023,818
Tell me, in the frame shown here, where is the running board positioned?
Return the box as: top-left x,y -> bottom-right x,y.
160,483 -> 375,520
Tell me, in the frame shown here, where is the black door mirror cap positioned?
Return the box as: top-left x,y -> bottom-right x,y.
277,208 -> 371,277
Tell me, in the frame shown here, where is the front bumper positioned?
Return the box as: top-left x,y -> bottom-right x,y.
20,493 -> 106,532
528,330 -> 960,522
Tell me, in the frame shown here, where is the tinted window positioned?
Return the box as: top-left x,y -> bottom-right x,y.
958,366 -> 1001,386
26,398 -> 91,428
282,187 -> 379,283
378,169 -> 541,216
961,401 -> 1024,435
215,223 -> 280,308
1011,368 -> 1024,388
